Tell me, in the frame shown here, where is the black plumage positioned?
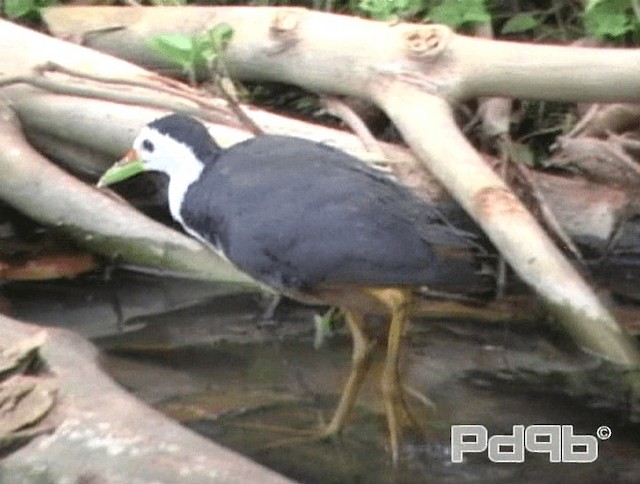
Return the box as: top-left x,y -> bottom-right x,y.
178,133 -> 480,293
149,114 -> 221,162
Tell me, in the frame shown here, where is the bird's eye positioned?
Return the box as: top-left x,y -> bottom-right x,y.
142,139 -> 155,152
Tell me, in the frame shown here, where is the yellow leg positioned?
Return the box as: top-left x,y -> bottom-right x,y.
365,287 -> 414,466
323,310 -> 375,437
261,287 -> 421,464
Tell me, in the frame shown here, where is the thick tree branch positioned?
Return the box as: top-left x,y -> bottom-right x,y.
43,6 -> 640,103
0,104 -> 254,284
373,87 -> 640,365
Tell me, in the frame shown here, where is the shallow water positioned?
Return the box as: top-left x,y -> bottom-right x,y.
3,271 -> 639,483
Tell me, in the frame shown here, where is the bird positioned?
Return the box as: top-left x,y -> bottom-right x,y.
98,113 -> 486,464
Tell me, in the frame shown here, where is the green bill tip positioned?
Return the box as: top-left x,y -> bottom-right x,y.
97,150 -> 145,187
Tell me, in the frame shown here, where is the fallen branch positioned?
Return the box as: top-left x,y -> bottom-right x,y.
0,104 -> 253,284
0,315 -> 291,483
375,87 -> 639,365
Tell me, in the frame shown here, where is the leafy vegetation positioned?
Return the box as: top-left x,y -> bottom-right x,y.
583,0 -> 638,39
148,23 -> 234,86
3,0 -> 55,20
355,0 -> 640,40
500,13 -> 540,35
4,0 -> 640,42
357,0 -> 423,20
356,0 -> 490,27
428,0 -> 491,28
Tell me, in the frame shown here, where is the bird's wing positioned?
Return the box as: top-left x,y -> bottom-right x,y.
182,136 -> 481,291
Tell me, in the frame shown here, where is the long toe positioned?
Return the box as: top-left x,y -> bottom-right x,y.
381,369 -> 417,465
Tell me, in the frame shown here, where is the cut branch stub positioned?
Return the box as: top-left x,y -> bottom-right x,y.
271,9 -> 300,33
473,186 -> 525,222
267,9 -> 301,55
403,25 -> 450,59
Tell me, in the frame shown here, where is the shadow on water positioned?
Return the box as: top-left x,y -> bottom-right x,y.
2,270 -> 640,483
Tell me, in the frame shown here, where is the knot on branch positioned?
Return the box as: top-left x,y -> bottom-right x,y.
403,25 -> 450,59
474,186 -> 525,219
267,10 -> 301,55
270,10 -> 300,35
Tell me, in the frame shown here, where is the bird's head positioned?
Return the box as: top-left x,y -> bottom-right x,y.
98,114 -> 220,187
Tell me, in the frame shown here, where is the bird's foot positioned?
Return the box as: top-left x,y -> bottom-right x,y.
403,384 -> 437,414
381,375 -> 439,466
381,377 -> 415,465
258,422 -> 345,451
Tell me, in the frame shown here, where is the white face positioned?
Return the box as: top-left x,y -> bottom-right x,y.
132,126 -> 203,178
130,126 -> 207,224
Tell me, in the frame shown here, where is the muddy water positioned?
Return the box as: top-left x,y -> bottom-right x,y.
3,270 -> 639,483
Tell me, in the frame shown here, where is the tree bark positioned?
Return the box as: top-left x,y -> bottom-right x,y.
43,6 -> 640,102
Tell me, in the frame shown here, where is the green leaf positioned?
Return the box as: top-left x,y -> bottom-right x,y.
583,0 -> 633,39
428,0 -> 491,28
208,23 -> 234,52
148,34 -> 194,68
197,24 -> 234,65
501,13 -> 540,34
585,0 -> 608,12
148,24 -> 236,81
200,46 -> 218,65
150,34 -> 193,53
4,0 -> 36,18
358,0 -> 396,20
359,0 -> 424,20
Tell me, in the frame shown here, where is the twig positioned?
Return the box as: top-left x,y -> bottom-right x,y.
603,133 -> 640,178
418,287 -> 488,304
403,384 -> 436,411
39,62 -> 239,127
41,62 -> 209,101
609,133 -> 640,152
209,59 -> 263,135
562,103 -> 600,140
514,163 -> 585,265
0,74 -> 233,127
471,22 -> 513,298
320,96 -> 386,159
518,125 -> 564,143
496,141 -> 509,298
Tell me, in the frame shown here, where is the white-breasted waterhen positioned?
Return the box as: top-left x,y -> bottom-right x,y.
98,113 -> 485,464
